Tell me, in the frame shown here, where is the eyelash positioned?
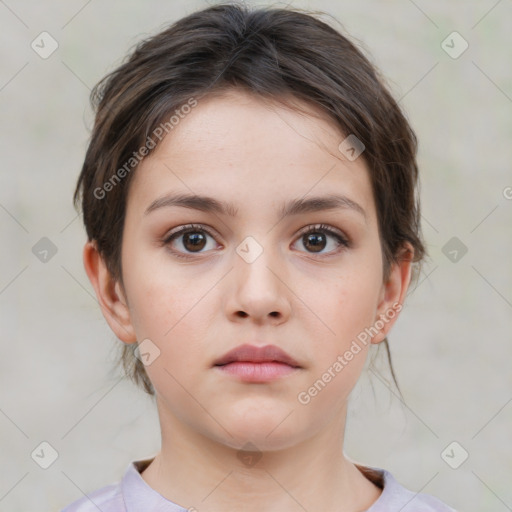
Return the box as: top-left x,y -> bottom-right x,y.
162,223 -> 350,259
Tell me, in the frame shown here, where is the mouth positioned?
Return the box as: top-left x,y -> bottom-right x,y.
213,344 -> 301,383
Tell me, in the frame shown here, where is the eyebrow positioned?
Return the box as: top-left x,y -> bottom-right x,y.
144,192 -> 366,220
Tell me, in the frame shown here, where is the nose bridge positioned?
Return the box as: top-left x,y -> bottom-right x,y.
228,235 -> 290,321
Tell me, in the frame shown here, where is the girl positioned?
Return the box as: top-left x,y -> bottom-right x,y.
63,3 -> 457,511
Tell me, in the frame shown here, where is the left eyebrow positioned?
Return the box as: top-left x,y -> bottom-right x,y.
279,194 -> 366,220
144,193 -> 366,220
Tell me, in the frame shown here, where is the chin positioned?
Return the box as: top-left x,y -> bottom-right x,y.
216,408 -> 306,452
220,430 -> 303,453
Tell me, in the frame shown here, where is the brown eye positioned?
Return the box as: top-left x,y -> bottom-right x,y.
163,224 -> 218,257
302,232 -> 327,252
182,231 -> 207,252
294,224 -> 349,255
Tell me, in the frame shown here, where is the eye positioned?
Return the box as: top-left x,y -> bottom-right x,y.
292,224 -> 350,255
162,222 -> 350,259
162,224 -> 219,258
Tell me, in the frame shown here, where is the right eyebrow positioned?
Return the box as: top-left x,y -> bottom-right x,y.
144,193 -> 238,217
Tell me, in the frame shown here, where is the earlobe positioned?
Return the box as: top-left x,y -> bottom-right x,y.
82,241 -> 137,344
371,244 -> 414,344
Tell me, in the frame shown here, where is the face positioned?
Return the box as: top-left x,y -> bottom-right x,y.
87,89 -> 410,452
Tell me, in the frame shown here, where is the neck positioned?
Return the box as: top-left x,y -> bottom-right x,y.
141,399 -> 382,511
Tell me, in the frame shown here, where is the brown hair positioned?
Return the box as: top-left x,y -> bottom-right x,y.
74,3 -> 425,396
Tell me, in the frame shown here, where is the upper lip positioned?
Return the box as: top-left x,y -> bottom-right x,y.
213,344 -> 301,368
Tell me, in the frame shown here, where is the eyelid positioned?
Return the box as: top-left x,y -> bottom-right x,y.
296,223 -> 349,242
293,223 -> 350,254
161,223 -> 221,260
163,223 -> 220,242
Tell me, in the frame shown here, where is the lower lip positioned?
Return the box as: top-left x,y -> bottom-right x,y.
215,362 -> 298,382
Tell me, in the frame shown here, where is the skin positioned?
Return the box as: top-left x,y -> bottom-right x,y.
84,89 -> 412,511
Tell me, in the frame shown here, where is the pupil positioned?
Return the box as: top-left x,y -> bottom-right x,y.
305,233 -> 325,252
184,232 -> 206,251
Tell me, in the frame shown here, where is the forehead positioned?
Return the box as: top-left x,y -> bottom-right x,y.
126,89 -> 376,223
148,89 -> 348,167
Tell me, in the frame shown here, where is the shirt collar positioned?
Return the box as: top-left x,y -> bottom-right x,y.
121,458 -> 188,511
121,458 -> 394,511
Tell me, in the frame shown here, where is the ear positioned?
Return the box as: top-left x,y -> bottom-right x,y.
82,240 -> 137,344
371,243 -> 414,344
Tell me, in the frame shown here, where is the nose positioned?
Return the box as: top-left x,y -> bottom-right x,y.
225,243 -> 292,325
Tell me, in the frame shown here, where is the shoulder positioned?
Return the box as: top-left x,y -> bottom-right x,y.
60,481 -> 124,512
358,465 -> 458,512
60,458 -> 157,512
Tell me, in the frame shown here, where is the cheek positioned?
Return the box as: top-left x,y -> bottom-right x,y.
129,276 -> 206,346
126,261 -> 224,376
129,278 -> 212,406
123,243 -> 197,335
305,263 -> 383,351
294,275 -> 379,414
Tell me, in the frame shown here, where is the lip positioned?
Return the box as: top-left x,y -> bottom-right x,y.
213,344 -> 300,367
213,344 -> 301,383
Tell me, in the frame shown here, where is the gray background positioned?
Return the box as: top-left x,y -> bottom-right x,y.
1,1 -> 511,511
